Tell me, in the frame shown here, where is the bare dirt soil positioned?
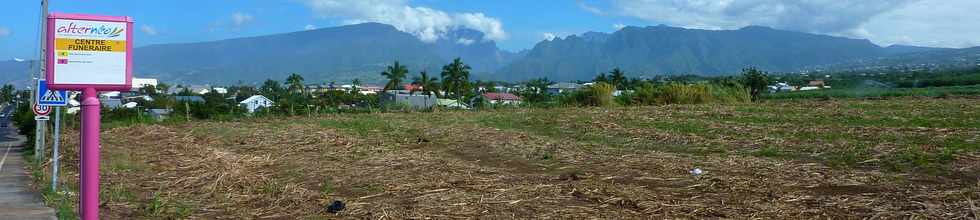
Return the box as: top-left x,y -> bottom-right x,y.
43,97 -> 980,219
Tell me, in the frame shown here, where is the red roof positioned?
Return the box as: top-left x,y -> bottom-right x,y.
483,92 -> 521,101
404,84 -> 422,91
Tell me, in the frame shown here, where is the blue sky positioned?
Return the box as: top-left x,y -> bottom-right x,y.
2,0 -> 978,60
0,0 -> 638,60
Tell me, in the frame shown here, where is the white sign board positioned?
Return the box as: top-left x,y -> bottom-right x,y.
47,14 -> 132,90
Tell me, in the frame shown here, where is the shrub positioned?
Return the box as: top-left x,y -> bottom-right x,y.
585,82 -> 616,107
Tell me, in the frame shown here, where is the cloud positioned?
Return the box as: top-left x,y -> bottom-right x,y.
0,27 -> 9,37
577,0 -> 605,15
542,32 -> 557,41
301,0 -> 507,42
860,0 -> 980,48
613,23 -> 626,30
456,38 -> 475,45
607,0 -> 978,48
304,24 -> 317,30
13,58 -> 25,62
231,12 -> 254,27
140,25 -> 158,36
610,0 -> 917,34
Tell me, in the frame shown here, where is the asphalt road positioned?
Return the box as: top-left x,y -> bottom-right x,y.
0,104 -> 57,220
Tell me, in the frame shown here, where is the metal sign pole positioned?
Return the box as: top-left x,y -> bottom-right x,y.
38,121 -> 45,162
34,118 -> 42,161
80,88 -> 100,219
50,106 -> 61,191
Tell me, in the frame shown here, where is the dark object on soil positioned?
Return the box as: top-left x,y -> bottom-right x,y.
327,200 -> 345,213
416,136 -> 430,144
558,172 -> 582,181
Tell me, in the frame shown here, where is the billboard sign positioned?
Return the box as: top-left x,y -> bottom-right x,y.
46,13 -> 133,91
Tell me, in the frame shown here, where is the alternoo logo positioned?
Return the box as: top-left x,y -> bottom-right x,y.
56,22 -> 124,38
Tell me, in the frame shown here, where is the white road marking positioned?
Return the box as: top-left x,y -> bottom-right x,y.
0,142 -> 10,173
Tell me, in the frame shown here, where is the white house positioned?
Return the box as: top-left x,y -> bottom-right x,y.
132,78 -> 158,91
239,95 -> 274,113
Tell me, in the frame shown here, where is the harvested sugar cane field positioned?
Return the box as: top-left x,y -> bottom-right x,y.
32,97 -> 980,219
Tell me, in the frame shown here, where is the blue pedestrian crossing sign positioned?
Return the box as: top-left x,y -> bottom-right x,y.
36,79 -> 68,106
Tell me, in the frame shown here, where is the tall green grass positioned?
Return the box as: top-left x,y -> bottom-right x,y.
764,85 -> 980,100
631,83 -> 751,105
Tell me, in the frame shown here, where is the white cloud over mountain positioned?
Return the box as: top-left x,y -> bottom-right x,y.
231,12 -> 254,27
611,0 -> 916,33
140,25 -> 158,36
302,0 -> 507,42
859,0 -> 980,48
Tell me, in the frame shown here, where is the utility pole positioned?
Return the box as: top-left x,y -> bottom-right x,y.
33,0 -> 49,161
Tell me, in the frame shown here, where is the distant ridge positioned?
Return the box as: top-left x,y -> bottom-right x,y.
133,22 -> 518,84
3,24 -> 977,86
498,25 -> 954,81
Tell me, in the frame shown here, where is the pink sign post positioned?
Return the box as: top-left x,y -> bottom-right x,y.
46,13 -> 133,220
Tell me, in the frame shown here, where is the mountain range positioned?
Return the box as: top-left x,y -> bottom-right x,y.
500,25 -> 964,81
3,22 -> 978,86
135,22 -> 519,84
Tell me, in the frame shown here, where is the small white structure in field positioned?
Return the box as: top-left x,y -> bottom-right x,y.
239,95 -> 274,113
132,78 -> 158,90
212,87 -> 229,94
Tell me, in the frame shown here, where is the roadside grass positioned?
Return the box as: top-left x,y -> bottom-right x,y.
763,85 -> 980,100
140,192 -> 192,219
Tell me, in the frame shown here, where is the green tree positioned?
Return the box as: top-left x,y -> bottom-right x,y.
0,84 -> 15,103
484,81 -> 498,93
593,73 -> 609,83
156,83 -> 171,95
261,79 -> 284,100
440,58 -> 471,101
412,71 -> 439,96
138,85 -> 158,95
286,73 -> 305,94
381,61 -> 409,91
741,67 -> 770,102
350,78 -> 362,95
518,77 -> 553,104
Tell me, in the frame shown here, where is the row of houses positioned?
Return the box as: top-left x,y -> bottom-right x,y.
768,80 -> 831,93
379,82 -> 628,109
96,79 -> 611,117
379,90 -> 521,110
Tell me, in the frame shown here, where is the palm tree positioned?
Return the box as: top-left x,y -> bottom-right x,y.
412,71 -> 439,96
609,68 -> 626,89
261,79 -> 283,96
286,73 -> 305,94
440,58 -> 471,101
351,78 -> 362,93
381,61 -> 409,92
